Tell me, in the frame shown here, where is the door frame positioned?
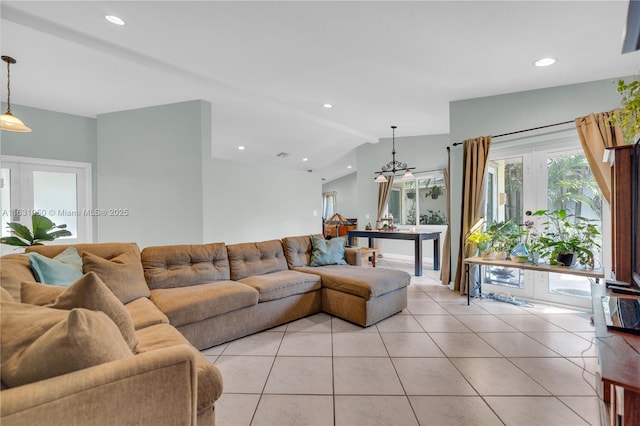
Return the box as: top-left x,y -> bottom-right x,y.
1,155 -> 93,245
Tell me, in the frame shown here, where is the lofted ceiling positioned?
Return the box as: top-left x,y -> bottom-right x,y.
1,1 -> 638,182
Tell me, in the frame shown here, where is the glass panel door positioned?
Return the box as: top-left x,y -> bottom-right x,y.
0,157 -> 92,254
480,143 -> 602,308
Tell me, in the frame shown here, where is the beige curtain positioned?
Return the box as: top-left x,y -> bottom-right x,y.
440,161 -> 451,285
575,111 -> 624,204
375,177 -> 394,253
453,136 -> 492,294
376,176 -> 394,227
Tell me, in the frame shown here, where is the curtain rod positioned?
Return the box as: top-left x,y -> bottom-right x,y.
450,119 -> 574,147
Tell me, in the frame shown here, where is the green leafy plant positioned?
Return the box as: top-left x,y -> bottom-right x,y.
611,78 -> 640,143
487,220 -> 521,254
420,210 -> 447,225
529,209 -> 601,267
0,214 -> 71,246
425,185 -> 443,199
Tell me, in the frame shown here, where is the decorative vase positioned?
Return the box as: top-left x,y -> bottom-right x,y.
510,242 -> 529,263
555,252 -> 574,267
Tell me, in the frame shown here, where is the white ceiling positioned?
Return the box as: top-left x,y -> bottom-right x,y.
2,1 -> 638,182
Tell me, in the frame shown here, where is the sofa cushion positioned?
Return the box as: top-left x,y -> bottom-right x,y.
295,264 -> 411,300
125,296 -> 170,330
82,251 -> 151,304
310,235 -> 347,267
135,323 -> 223,412
227,239 -> 288,281
237,270 -> 322,302
21,281 -> 65,305
1,286 -> 15,302
1,302 -> 133,388
150,281 -> 258,327
141,243 -> 230,289
0,254 -> 35,301
27,247 -> 83,286
281,234 -> 323,268
26,242 -> 141,261
42,272 -> 138,351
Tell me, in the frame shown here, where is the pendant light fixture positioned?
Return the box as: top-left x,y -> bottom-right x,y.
1,56 -> 31,132
374,125 -> 414,182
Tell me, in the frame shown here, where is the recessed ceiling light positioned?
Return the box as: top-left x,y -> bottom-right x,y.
533,57 -> 556,67
238,146 -> 245,150
302,158 -> 309,162
105,15 -> 125,26
347,165 -> 352,169
322,104 -> 333,109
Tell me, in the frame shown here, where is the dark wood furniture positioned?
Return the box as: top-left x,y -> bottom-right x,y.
591,283 -> 640,426
610,145 -> 634,283
347,230 -> 440,276
463,256 -> 603,305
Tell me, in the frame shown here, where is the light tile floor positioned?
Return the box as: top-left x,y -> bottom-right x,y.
202,258 -> 601,426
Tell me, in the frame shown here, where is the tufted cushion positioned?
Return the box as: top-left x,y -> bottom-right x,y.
281,234 -> 323,268
141,243 -> 230,290
227,240 -> 288,281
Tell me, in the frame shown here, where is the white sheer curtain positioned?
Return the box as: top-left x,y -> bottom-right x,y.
322,192 -> 337,220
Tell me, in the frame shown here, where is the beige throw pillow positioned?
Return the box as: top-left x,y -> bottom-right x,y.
1,302 -> 132,387
49,272 -> 138,351
82,251 -> 150,304
0,286 -> 15,302
21,281 -> 65,306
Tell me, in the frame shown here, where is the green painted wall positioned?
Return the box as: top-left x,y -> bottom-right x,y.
322,172 -> 358,219
97,101 -> 205,247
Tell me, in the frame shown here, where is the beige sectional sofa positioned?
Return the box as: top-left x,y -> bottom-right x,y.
0,235 -> 411,425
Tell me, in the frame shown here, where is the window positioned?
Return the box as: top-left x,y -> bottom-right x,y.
390,170 -> 447,226
1,156 -> 92,253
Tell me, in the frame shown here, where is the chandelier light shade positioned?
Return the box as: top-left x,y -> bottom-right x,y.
1,56 -> 31,132
373,125 -> 414,182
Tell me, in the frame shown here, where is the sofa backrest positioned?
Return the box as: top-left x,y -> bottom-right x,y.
227,239 -> 288,281
0,254 -> 35,302
141,243 -> 230,289
26,242 -> 141,260
281,234 -> 323,268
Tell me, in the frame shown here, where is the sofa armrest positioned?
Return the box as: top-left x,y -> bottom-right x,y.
1,345 -> 198,426
345,247 -> 362,266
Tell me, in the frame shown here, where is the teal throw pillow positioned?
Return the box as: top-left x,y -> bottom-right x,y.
28,247 -> 83,287
310,236 -> 347,267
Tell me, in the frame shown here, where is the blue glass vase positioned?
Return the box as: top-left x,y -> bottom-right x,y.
510,242 -> 529,263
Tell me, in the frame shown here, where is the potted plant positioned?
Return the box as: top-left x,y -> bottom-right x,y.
610,77 -> 640,143
426,185 -> 443,200
487,220 -> 520,260
530,209 -> 601,267
0,214 -> 71,247
467,229 -> 493,259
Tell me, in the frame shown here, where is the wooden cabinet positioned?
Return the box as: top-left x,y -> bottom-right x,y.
610,145 -> 634,283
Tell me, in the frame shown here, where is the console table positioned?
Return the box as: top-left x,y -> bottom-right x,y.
347,230 -> 440,276
463,256 -> 604,305
591,283 -> 640,426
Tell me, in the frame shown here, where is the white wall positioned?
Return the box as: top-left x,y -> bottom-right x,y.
322,172 -> 358,219
448,77 -> 628,285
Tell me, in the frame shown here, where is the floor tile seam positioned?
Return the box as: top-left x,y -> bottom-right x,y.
555,394 -> 602,426
522,331 -> 586,356
476,395 -> 509,426
506,356 -> 599,393
499,355 -> 568,397
473,330 -> 559,358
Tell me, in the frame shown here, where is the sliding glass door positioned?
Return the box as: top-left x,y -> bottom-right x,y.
481,140 -> 602,308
